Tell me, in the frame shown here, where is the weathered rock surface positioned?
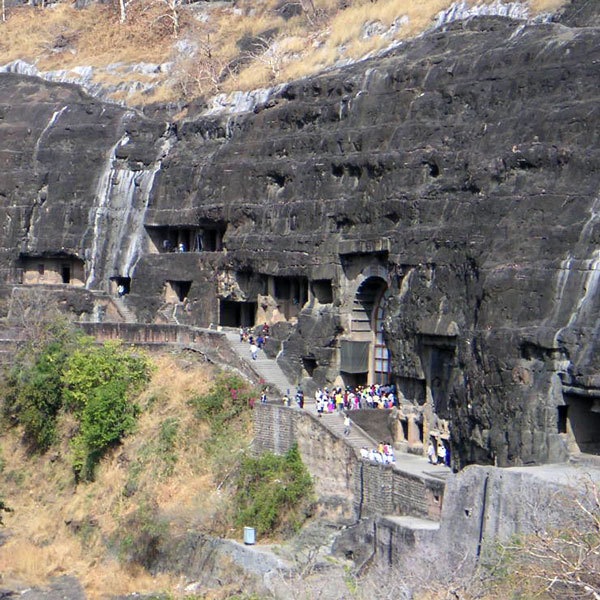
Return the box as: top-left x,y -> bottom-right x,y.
1,1 -> 600,469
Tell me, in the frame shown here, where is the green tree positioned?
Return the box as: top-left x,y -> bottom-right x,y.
233,444 -> 313,537
62,339 -> 149,412
64,341 -> 151,481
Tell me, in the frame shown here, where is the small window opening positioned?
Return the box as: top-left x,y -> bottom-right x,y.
38,264 -> 45,277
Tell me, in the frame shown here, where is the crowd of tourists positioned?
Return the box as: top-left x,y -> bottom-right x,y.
238,327 -> 451,470
313,383 -> 397,414
360,441 -> 396,464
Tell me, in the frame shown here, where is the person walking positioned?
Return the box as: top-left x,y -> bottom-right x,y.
250,342 -> 258,360
343,414 -> 351,436
427,440 -> 437,464
437,441 -> 447,466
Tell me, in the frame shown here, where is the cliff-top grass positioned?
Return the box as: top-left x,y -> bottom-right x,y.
0,0 -> 569,107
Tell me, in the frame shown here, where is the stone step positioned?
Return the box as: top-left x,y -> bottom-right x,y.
223,330 -> 295,396
108,296 -> 137,323
381,514 -> 440,531
316,412 -> 378,451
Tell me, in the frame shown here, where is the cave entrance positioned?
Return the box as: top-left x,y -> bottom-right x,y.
343,276 -> 390,385
219,300 -> 257,328
146,226 -> 201,253
201,226 -> 226,251
61,264 -> 71,284
311,279 -> 333,304
560,394 -> 600,455
420,337 -> 456,421
165,280 -> 192,303
273,276 -> 308,320
20,254 -> 85,286
110,276 -> 131,296
146,224 -> 227,254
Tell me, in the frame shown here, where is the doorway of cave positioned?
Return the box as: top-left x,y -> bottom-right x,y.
219,300 -> 257,328
165,280 -> 192,303
559,393 -> 600,455
110,276 -> 131,296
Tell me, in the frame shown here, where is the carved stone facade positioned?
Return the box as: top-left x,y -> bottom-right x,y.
1,5 -> 600,468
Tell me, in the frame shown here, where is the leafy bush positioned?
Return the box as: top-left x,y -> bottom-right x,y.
114,498 -> 168,569
2,325 -> 79,452
189,371 -> 256,433
1,325 -> 152,480
65,342 -> 151,481
71,378 -> 141,481
62,339 -> 150,412
233,444 -> 313,537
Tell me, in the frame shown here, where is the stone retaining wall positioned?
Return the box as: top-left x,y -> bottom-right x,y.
79,322 -> 212,345
254,404 -> 358,524
254,404 -> 445,524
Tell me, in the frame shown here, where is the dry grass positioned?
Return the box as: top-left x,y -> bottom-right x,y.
0,352 -> 248,598
0,0 -> 572,102
529,0 -> 569,12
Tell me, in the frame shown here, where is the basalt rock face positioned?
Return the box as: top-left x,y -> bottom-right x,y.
1,6 -> 600,468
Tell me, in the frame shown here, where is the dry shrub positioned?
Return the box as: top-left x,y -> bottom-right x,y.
226,60 -> 273,92
0,2 -> 175,70
0,351 -> 227,598
528,0 -> 569,14
0,0 -> 572,104
280,44 -> 339,81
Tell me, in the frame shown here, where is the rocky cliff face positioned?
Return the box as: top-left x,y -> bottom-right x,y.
1,2 -> 599,469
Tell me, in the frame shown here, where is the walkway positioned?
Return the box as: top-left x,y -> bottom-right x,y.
222,327 -> 450,484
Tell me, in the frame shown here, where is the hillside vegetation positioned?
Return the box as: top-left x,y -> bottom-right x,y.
0,325 -> 313,598
0,0 -> 567,107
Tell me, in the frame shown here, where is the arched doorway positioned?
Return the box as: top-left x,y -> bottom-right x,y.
340,276 -> 390,386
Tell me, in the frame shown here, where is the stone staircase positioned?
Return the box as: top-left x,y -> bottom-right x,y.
317,410 -> 378,454
223,329 -> 295,396
112,297 -> 138,323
